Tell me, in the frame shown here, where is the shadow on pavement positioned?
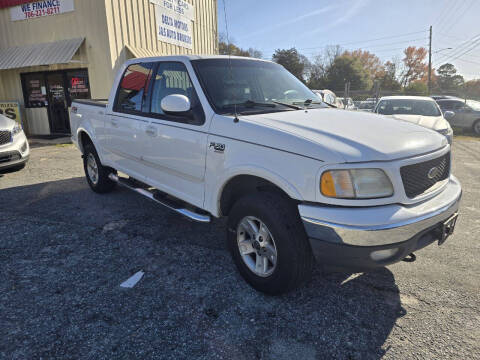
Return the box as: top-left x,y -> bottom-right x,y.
0,177 -> 403,359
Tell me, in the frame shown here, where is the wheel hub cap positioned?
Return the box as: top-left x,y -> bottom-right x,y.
86,153 -> 99,185
237,216 -> 277,277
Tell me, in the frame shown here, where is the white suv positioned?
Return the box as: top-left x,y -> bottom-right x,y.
0,115 -> 29,171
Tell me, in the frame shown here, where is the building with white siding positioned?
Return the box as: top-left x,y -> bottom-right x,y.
0,0 -> 218,135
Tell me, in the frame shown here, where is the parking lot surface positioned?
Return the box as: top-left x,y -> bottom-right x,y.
1,140 -> 479,359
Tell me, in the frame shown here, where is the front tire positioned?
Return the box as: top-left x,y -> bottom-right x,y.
473,120 -> 480,135
83,143 -> 116,193
227,193 -> 314,295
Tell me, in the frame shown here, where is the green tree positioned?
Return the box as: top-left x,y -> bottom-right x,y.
325,55 -> 371,91
404,81 -> 428,95
272,48 -> 306,82
436,63 -> 464,91
219,41 -> 250,57
379,60 -> 401,91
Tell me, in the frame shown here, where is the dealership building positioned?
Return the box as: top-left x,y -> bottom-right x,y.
0,0 -> 218,135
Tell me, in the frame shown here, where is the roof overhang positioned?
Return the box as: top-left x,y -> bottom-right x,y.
0,38 -> 85,70
125,44 -> 163,59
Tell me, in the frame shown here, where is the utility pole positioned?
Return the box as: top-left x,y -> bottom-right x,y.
428,25 -> 432,95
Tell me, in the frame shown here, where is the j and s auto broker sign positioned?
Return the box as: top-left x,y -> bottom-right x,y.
9,0 -> 74,21
151,0 -> 195,50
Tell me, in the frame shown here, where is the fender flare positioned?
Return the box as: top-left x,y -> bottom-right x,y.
210,165 -> 304,217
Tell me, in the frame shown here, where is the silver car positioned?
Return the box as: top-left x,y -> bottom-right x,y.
436,99 -> 480,135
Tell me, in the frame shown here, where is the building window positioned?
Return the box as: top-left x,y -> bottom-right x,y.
22,73 -> 47,108
66,70 -> 91,106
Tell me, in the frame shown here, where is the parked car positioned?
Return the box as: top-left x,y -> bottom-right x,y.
338,97 -> 356,110
357,100 -> 376,112
70,55 -> 461,294
430,95 -> 461,101
312,89 -> 343,108
436,98 -> 480,134
0,114 -> 29,171
374,96 -> 454,144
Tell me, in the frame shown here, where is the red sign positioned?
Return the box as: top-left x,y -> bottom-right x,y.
0,0 -> 34,9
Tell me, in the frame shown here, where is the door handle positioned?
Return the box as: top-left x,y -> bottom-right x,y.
111,118 -> 118,127
145,125 -> 157,137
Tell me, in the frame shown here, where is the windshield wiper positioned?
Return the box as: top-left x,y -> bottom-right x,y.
221,100 -> 276,109
292,99 -> 332,108
271,101 -> 302,110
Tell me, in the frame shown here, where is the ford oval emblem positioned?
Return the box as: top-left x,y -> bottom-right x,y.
428,166 -> 441,179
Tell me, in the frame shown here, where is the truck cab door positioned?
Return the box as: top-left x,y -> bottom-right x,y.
105,62 -> 154,181
141,61 -> 208,209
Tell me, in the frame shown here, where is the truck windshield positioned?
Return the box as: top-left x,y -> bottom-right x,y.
191,58 -> 327,115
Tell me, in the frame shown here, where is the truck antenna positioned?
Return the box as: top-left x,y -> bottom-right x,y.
222,0 -> 239,123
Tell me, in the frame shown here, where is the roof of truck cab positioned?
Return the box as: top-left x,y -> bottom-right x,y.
124,54 -> 273,65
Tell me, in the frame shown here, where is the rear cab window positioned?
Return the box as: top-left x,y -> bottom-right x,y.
114,63 -> 154,114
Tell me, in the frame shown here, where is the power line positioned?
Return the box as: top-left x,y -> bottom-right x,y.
259,30 -> 427,53
443,0 -> 475,34
435,0 -> 460,30
433,33 -> 480,64
437,0 -> 467,33
434,35 -> 480,66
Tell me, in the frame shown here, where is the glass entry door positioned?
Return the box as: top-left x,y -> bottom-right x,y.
46,73 -> 70,134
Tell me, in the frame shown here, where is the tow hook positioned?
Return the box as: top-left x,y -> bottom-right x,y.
402,253 -> 416,262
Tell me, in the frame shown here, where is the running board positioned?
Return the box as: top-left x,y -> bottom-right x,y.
108,173 -> 211,223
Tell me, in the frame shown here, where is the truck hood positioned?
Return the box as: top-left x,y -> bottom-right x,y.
388,114 -> 450,131
213,108 -> 447,163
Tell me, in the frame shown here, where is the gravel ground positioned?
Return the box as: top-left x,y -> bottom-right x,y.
0,140 -> 479,359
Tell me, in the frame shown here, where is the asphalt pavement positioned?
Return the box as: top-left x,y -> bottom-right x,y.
0,140 -> 479,359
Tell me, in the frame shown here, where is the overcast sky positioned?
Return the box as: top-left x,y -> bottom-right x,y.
218,0 -> 480,80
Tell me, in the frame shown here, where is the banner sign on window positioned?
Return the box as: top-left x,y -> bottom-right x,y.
0,101 -> 22,124
152,0 -> 194,50
10,0 -> 74,21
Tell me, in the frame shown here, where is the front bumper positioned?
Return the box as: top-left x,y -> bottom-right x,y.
0,132 -> 30,170
299,175 -> 462,271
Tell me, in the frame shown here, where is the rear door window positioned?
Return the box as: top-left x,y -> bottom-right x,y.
114,63 -> 154,114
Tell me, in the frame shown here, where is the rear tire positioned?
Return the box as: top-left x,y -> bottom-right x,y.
227,192 -> 314,295
83,143 -> 116,193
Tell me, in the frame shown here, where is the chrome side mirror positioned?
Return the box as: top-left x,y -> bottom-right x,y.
161,94 -> 191,113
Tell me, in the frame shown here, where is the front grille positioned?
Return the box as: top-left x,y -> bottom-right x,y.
0,151 -> 21,163
400,152 -> 450,198
0,131 -> 12,146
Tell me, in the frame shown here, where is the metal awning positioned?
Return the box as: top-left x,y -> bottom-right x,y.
126,44 -> 163,59
0,38 -> 85,70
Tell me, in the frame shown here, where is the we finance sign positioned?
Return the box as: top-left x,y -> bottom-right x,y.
10,0 -> 74,21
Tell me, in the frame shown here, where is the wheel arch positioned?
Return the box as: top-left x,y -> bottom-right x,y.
77,129 -> 93,154
218,174 -> 301,217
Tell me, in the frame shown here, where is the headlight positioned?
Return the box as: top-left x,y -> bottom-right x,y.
12,124 -> 23,136
321,169 -> 394,199
437,128 -> 453,144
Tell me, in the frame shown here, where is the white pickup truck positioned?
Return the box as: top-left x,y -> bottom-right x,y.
70,55 -> 461,294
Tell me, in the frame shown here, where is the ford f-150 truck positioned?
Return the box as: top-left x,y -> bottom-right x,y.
70,56 -> 461,294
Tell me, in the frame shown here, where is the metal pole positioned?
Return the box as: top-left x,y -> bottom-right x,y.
428,25 -> 432,95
